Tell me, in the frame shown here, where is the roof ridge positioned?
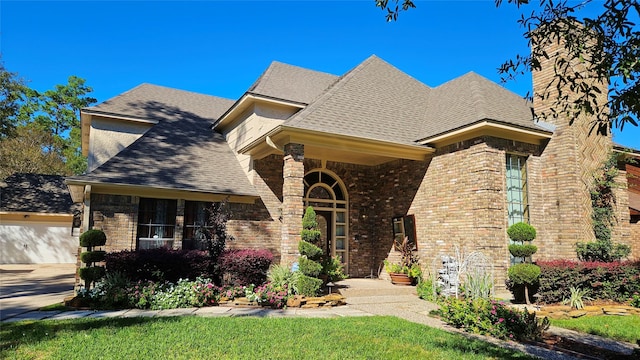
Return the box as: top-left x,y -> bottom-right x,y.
283,55 -> 380,126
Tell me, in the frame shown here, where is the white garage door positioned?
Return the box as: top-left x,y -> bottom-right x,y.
0,219 -> 78,264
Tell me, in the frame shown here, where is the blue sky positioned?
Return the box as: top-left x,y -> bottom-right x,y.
1,0 -> 638,148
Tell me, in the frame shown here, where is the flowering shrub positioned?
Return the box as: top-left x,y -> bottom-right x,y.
151,277 -> 219,310
219,249 -> 273,286
220,285 -> 247,300
438,297 -> 548,341
254,282 -> 290,309
537,260 -> 640,303
127,280 -> 166,309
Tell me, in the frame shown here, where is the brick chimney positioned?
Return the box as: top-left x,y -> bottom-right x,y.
530,22 -> 613,259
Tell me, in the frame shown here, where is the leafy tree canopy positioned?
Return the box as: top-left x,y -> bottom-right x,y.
375,0 -> 639,134
0,59 -> 96,179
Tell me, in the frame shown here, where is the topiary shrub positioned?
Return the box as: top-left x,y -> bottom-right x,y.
301,206 -> 322,247
298,257 -> 323,277
508,244 -> 538,260
79,229 -> 107,289
507,222 -> 536,243
506,222 -> 539,304
79,229 -> 107,247
295,275 -> 323,297
298,241 -> 322,261
508,264 -> 541,304
80,250 -> 106,264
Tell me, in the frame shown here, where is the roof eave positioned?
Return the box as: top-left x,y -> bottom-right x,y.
418,120 -> 553,148
65,179 -> 258,204
240,125 -> 435,165
213,93 -> 307,132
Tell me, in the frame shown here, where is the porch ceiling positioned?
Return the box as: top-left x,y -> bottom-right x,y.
241,126 -> 434,166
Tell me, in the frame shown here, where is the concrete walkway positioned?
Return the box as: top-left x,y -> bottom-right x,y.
1,275 -> 637,360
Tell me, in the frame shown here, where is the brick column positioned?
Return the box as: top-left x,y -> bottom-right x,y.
281,143 -> 305,266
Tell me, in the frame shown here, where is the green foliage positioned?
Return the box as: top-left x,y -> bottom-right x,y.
79,229 -> 107,248
298,240 -> 322,260
80,251 -> 106,264
267,264 -> 297,292
88,271 -> 131,308
301,206 -> 321,246
630,294 -> 640,308
150,277 -> 219,310
507,264 -> 541,286
416,275 -> 440,302
294,274 -> 323,297
0,67 -> 96,177
321,256 -> 347,282
464,272 -> 493,300
576,153 -> 632,262
298,256 -> 323,277
536,260 -> 640,303
562,287 -> 592,310
507,222 -> 536,242
508,244 -> 538,259
78,266 -> 106,286
438,297 -> 549,341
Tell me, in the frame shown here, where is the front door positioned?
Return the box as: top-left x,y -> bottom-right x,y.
303,170 -> 348,273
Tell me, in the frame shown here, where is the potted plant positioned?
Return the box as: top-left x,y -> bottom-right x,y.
384,236 -> 422,285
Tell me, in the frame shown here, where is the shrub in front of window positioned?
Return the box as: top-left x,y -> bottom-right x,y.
218,249 -> 274,286
506,222 -> 540,304
105,248 -> 215,283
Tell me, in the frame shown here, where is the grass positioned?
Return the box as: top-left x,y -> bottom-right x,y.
549,315 -> 640,343
1,316 -> 536,360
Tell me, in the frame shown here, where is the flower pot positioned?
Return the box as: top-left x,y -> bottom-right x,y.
389,273 -> 412,286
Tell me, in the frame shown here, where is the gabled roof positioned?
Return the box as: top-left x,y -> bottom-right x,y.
247,61 -> 339,104
83,83 -> 234,122
284,55 -> 432,145
418,72 -> 543,140
1,174 -> 79,214
69,114 -> 257,197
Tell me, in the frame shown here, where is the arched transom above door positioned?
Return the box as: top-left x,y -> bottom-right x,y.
303,169 -> 348,271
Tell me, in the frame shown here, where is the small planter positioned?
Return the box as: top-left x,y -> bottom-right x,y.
389,273 -> 412,286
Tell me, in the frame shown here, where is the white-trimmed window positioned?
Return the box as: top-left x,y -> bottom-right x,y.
137,198 -> 177,250
506,154 -> 529,226
183,201 -> 213,250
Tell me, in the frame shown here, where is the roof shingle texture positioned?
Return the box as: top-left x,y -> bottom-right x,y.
69,112 -> 257,196
284,56 -> 432,145
248,61 -> 338,104
418,72 -> 539,140
1,174 -> 79,214
84,83 -> 234,122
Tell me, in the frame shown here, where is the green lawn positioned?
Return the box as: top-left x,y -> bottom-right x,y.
549,315 -> 640,343
1,316 -> 536,360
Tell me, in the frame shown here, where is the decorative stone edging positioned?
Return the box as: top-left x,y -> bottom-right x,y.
528,305 -> 640,319
219,294 -> 347,309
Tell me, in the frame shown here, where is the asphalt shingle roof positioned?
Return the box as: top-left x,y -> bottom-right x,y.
284,55 -> 432,145
248,61 -> 339,104
69,113 -> 257,196
418,72 -> 541,140
1,174 -> 79,214
84,83 -> 234,122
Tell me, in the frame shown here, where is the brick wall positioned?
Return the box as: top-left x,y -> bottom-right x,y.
91,194 -> 139,252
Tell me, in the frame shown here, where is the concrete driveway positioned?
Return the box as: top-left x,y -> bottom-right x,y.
0,264 -> 76,321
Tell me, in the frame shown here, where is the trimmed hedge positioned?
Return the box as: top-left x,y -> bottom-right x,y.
537,260 -> 640,303
80,251 -> 106,264
105,248 -> 215,283
298,256 -> 322,277
295,274 -> 323,297
80,229 -> 107,247
78,266 -> 106,284
219,249 -> 274,286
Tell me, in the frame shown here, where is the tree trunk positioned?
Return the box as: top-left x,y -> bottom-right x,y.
524,284 -> 531,305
